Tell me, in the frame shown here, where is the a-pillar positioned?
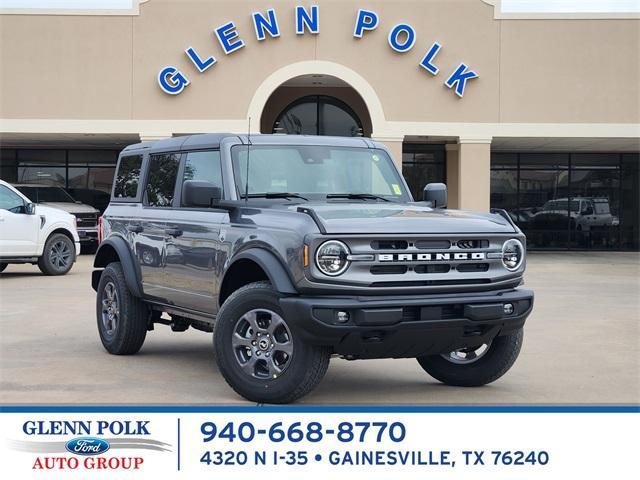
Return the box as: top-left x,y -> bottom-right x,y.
373,136 -> 404,171
456,137 -> 492,212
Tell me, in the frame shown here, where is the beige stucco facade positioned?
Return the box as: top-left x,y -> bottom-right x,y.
1,0 -> 639,209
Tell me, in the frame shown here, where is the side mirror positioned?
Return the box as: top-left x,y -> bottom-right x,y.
25,202 -> 36,215
182,180 -> 222,208
423,183 -> 448,208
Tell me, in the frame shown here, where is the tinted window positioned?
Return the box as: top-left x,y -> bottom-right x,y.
114,155 -> 143,199
182,151 -> 223,191
145,153 -> 180,207
0,185 -> 24,212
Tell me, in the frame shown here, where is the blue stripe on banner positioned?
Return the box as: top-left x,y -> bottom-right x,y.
0,405 -> 638,413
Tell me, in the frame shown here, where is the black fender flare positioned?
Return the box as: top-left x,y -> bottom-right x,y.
226,248 -> 297,295
92,236 -> 143,297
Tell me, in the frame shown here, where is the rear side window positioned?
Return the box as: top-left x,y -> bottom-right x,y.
145,153 -> 180,207
113,155 -> 143,199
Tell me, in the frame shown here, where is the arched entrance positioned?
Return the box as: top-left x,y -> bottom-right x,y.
259,74 -> 373,137
273,95 -> 364,137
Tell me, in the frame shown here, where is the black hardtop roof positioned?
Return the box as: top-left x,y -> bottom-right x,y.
120,133 -> 377,155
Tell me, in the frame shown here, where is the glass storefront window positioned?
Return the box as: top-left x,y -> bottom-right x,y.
17,149 -> 65,165
490,152 -> 638,250
17,166 -> 66,186
402,144 -> 445,200
68,150 -> 118,165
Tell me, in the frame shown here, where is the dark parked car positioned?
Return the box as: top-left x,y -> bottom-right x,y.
91,134 -> 533,403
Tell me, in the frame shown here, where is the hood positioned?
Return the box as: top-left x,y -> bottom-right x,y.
36,204 -> 75,220
40,202 -> 98,215
288,202 -> 516,234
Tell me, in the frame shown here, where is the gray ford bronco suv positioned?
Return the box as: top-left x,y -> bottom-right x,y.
92,134 -> 533,403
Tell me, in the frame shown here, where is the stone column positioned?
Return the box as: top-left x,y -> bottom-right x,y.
445,143 -> 460,209
139,133 -> 172,143
373,136 -> 404,171
457,137 -> 492,212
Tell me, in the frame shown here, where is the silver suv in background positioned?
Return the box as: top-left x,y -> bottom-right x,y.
13,184 -> 100,248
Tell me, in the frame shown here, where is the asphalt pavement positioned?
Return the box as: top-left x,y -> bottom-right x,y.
1,252 -> 638,405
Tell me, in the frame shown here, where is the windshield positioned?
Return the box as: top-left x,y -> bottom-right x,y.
17,186 -> 76,203
231,145 -> 410,202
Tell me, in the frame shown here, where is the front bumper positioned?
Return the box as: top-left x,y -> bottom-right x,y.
280,289 -> 533,359
77,228 -> 98,243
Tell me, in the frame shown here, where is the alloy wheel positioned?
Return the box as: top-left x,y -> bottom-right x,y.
231,309 -> 293,379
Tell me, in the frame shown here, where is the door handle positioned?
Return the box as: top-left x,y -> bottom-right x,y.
164,228 -> 183,237
127,224 -> 143,233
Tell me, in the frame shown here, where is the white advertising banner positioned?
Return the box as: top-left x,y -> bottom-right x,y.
0,407 -> 637,479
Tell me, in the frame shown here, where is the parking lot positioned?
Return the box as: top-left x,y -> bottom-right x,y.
0,252 -> 638,405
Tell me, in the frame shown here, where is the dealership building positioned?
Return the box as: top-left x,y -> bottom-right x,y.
0,0 -> 638,250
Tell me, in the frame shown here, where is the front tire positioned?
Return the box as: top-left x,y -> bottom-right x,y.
417,330 -> 524,387
214,281 -> 330,404
37,233 -> 75,275
96,262 -> 147,355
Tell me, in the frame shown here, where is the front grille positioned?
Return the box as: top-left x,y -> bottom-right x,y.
327,234 -> 518,291
74,213 -> 97,227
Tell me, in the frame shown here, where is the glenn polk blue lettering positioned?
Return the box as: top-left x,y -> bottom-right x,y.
388,23 -> 416,53
252,9 -> 280,41
419,42 -> 442,75
353,9 -> 378,38
445,63 -> 479,97
215,21 -> 245,54
296,5 -> 319,34
185,47 -> 216,73
158,66 -> 190,95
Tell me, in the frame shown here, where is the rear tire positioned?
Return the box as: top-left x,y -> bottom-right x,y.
214,281 -> 330,404
96,262 -> 147,355
37,233 -> 75,275
417,330 -> 524,387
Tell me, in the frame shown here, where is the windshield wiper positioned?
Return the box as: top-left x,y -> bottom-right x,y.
244,192 -> 309,201
326,193 -> 390,202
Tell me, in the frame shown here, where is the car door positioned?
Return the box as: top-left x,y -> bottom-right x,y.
135,152 -> 181,300
0,184 -> 39,256
161,150 -> 229,314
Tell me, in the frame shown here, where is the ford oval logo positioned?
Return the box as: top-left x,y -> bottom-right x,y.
65,437 -> 110,456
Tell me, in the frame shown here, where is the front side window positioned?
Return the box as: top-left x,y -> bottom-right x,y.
231,145 -> 409,202
182,150 -> 223,199
0,185 -> 25,213
114,155 -> 143,199
145,153 -> 180,207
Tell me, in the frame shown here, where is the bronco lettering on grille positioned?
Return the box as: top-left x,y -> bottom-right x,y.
378,252 -> 486,262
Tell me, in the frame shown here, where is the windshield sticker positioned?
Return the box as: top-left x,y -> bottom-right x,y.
391,184 -> 402,195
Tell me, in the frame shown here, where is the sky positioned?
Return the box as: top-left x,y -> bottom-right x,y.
0,0 -> 639,13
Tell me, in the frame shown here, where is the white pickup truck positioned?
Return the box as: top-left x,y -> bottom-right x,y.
0,180 -> 80,275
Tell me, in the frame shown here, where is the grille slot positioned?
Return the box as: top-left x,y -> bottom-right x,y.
370,240 -> 408,250
457,239 -> 489,249
414,264 -> 450,274
371,279 -> 491,287
456,263 -> 489,272
370,265 -> 408,275
415,240 -> 451,249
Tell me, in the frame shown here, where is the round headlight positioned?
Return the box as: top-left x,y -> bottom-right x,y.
315,240 -> 350,276
502,239 -> 524,271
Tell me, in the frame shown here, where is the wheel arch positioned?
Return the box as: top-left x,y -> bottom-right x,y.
92,236 -> 143,297
219,249 -> 297,307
